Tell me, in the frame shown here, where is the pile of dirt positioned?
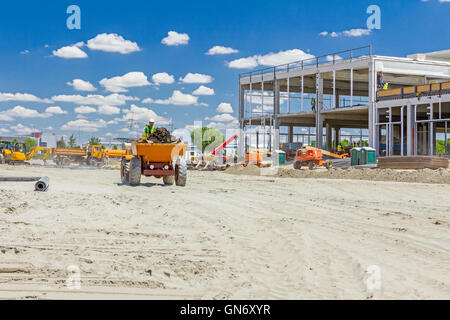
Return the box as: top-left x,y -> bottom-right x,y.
224,165 -> 450,184
223,164 -> 262,176
147,128 -> 180,144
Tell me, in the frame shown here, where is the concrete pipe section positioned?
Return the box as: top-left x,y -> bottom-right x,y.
0,176 -> 50,192
34,176 -> 50,192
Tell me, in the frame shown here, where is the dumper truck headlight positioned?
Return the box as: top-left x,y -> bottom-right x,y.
164,165 -> 169,170
150,165 -> 154,169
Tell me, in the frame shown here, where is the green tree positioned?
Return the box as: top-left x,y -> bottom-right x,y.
12,138 -> 19,144
113,145 -> 118,150
190,127 -> 225,153
89,137 -> 101,145
436,139 -> 450,155
23,137 -> 37,152
57,137 -> 66,148
69,134 -> 77,148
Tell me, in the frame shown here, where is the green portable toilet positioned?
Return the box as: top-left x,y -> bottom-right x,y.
351,147 -> 362,166
361,147 -> 376,165
275,150 -> 286,165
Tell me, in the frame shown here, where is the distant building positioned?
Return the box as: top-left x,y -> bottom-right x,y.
40,132 -> 58,148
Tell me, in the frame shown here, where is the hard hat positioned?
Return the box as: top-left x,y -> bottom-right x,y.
149,118 -> 155,123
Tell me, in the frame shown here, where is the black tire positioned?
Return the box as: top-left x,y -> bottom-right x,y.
325,160 -> 334,169
175,157 -> 187,187
293,161 -> 301,170
163,175 -> 175,185
129,157 -> 141,186
120,157 -> 130,184
308,161 -> 317,170
87,156 -> 96,166
62,157 -> 71,166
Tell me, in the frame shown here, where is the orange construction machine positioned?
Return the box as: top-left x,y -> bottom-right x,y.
293,146 -> 348,170
243,152 -> 264,168
121,141 -> 188,186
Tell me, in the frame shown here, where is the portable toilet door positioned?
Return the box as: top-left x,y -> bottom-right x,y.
274,150 -> 286,166
362,147 -> 376,165
351,147 -> 362,166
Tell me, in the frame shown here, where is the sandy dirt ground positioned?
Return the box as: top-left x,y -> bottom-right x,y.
0,164 -> 449,300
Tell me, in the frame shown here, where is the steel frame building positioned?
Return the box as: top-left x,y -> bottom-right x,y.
238,46 -> 450,158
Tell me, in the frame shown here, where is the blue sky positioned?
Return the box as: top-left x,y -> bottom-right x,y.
0,0 -> 449,143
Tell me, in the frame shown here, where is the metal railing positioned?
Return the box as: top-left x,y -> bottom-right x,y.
239,45 -> 372,80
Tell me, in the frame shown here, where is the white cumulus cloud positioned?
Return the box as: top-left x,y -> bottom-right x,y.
11,123 -> 35,135
320,28 -> 372,38
208,120 -> 239,130
0,106 -> 56,121
53,45 -> 88,59
179,73 -> 214,84
97,105 -> 121,115
67,79 -> 97,92
74,106 -> 97,114
227,56 -> 259,69
45,106 -> 67,114
154,90 -> 200,106
227,49 -> 315,69
192,85 -> 214,96
121,104 -> 169,124
161,31 -> 190,46
216,103 -> 233,113
205,113 -> 236,122
141,98 -> 154,104
206,46 -> 239,55
100,72 -> 151,92
61,119 -> 108,132
87,33 -> 141,54
52,93 -> 139,106
152,72 -> 175,85
0,92 -> 53,103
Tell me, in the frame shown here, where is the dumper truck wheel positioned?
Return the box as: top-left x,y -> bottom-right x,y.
120,157 -> 130,184
62,157 -> 71,166
87,156 -> 96,167
175,157 -> 187,187
293,161 -> 301,170
163,175 -> 174,185
129,157 -> 141,186
308,161 -> 317,170
325,160 -> 334,169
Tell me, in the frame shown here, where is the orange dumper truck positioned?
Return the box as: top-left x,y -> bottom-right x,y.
121,141 -> 188,186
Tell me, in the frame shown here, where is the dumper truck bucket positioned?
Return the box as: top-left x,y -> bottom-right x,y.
132,143 -> 187,163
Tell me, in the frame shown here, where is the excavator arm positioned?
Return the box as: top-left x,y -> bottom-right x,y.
26,147 -> 52,161
302,145 -> 348,159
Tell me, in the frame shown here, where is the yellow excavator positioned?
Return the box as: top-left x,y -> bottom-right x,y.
0,141 -> 51,165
